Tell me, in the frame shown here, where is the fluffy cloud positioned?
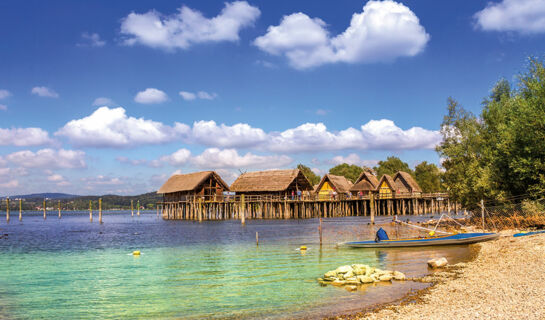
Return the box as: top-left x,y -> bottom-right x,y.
4,148 -> 86,169
475,0 -> 545,33
0,179 -> 19,189
254,0 -> 429,69
92,97 -> 115,106
31,86 -> 59,98
191,148 -> 292,169
56,106 -> 188,147
0,127 -> 54,146
159,148 -> 192,166
179,90 -> 217,101
134,88 -> 168,104
120,1 -> 260,50
0,89 -> 11,99
191,120 -> 267,148
78,32 -> 106,47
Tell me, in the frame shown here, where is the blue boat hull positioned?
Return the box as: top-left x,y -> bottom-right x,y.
340,232 -> 499,248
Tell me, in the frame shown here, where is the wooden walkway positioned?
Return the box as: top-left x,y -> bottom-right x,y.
159,193 -> 455,221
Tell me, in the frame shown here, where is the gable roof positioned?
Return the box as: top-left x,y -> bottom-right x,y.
316,174 -> 354,193
351,171 -> 379,191
376,174 -> 397,192
157,171 -> 229,194
393,171 -> 422,193
230,169 -> 313,192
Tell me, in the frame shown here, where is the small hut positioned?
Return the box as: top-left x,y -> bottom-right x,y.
376,174 -> 397,199
315,174 -> 354,200
157,171 -> 230,202
230,169 -> 313,198
350,171 -> 379,196
393,171 -> 422,194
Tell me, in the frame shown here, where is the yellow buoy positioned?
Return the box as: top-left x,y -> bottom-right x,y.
300,246 -> 307,250
429,231 -> 435,236
133,250 -> 141,256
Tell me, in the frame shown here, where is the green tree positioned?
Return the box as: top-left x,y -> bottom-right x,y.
374,156 -> 412,178
414,161 -> 443,193
328,163 -> 363,183
297,164 -> 321,186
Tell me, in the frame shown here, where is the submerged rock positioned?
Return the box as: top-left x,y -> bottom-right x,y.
393,271 -> 406,280
318,263 -> 408,291
357,275 -> 374,284
379,274 -> 393,282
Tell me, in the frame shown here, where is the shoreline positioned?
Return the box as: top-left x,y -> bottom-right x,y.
331,232 -> 545,319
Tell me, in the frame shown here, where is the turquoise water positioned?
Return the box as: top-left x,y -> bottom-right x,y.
0,212 -> 472,319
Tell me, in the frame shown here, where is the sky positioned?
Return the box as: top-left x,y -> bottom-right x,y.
1,0 -> 545,196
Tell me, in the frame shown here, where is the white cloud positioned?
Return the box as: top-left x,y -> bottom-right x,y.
179,91 -> 197,101
0,89 -> 11,99
475,0 -> 545,33
47,174 -> 65,182
116,156 -> 163,168
179,90 -> 217,101
0,127 -> 54,146
78,32 -> 106,47
81,175 -> 123,186
0,179 -> 19,189
56,106 -> 188,147
134,88 -> 168,104
4,148 -> 86,169
191,148 -> 292,169
160,148 -> 192,166
0,104 -> 6,111
316,109 -> 328,116
120,1 -> 260,50
330,154 -> 379,167
191,120 -> 267,148
254,0 -> 429,69
92,97 -> 115,106
31,86 -> 59,98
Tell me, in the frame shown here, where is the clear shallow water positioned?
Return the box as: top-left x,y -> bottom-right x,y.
0,212 -> 474,319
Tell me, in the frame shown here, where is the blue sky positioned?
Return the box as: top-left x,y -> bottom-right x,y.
1,0 -> 545,195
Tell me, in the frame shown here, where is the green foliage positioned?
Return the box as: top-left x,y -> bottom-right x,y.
374,156 -> 412,178
297,164 -> 321,186
414,161 -> 443,193
328,163 -> 363,183
438,58 -> 545,207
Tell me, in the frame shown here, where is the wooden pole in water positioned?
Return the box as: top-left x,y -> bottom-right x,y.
370,193 -> 375,224
89,200 -> 93,222
319,217 -> 323,246
131,200 -> 134,217
19,198 -> 22,221
198,197 -> 202,222
6,198 -> 10,223
481,199 -> 485,230
137,200 -> 140,217
256,231 -> 259,246
58,200 -> 61,219
241,194 -> 245,225
43,198 -> 46,220
99,198 -> 102,224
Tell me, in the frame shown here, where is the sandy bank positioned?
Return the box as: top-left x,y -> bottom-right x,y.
343,233 -> 545,320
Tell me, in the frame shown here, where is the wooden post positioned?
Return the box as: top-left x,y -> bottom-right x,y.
43,198 -> 46,220
58,200 -> 61,219
481,199 -> 485,230
131,200 -> 134,217
89,200 -> 93,222
99,198 -> 102,224
19,198 -> 22,221
156,204 -> 159,217
370,193 -> 375,224
241,194 -> 245,225
319,217 -> 323,246
198,197 -> 202,222
256,231 -> 259,246
447,199 -> 451,215
137,200 -> 140,217
6,198 -> 9,223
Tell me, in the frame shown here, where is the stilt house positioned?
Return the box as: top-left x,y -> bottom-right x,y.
315,174 -> 354,200
376,174 -> 397,199
157,171 -> 230,202
393,171 -> 422,195
229,169 -> 313,198
350,171 -> 379,196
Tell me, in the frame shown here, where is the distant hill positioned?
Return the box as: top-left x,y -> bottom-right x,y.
5,193 -> 80,200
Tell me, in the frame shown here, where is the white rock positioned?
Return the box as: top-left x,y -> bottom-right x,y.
428,257 -> 448,268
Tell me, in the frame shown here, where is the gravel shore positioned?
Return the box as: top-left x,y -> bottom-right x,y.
349,233 -> 545,320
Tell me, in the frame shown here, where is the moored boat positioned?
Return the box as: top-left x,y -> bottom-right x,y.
339,232 -> 499,248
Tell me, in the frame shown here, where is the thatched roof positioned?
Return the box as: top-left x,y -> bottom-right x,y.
393,171 -> 422,193
316,174 -> 353,193
351,171 -> 379,192
157,171 -> 229,194
230,169 -> 313,192
376,174 -> 396,191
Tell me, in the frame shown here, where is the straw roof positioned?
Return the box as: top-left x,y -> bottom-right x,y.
376,174 -> 397,191
157,171 -> 229,194
393,171 -> 422,193
351,171 -> 379,192
316,174 -> 353,193
230,169 -> 313,192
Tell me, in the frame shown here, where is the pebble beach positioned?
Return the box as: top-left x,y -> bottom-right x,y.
347,233 -> 545,320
